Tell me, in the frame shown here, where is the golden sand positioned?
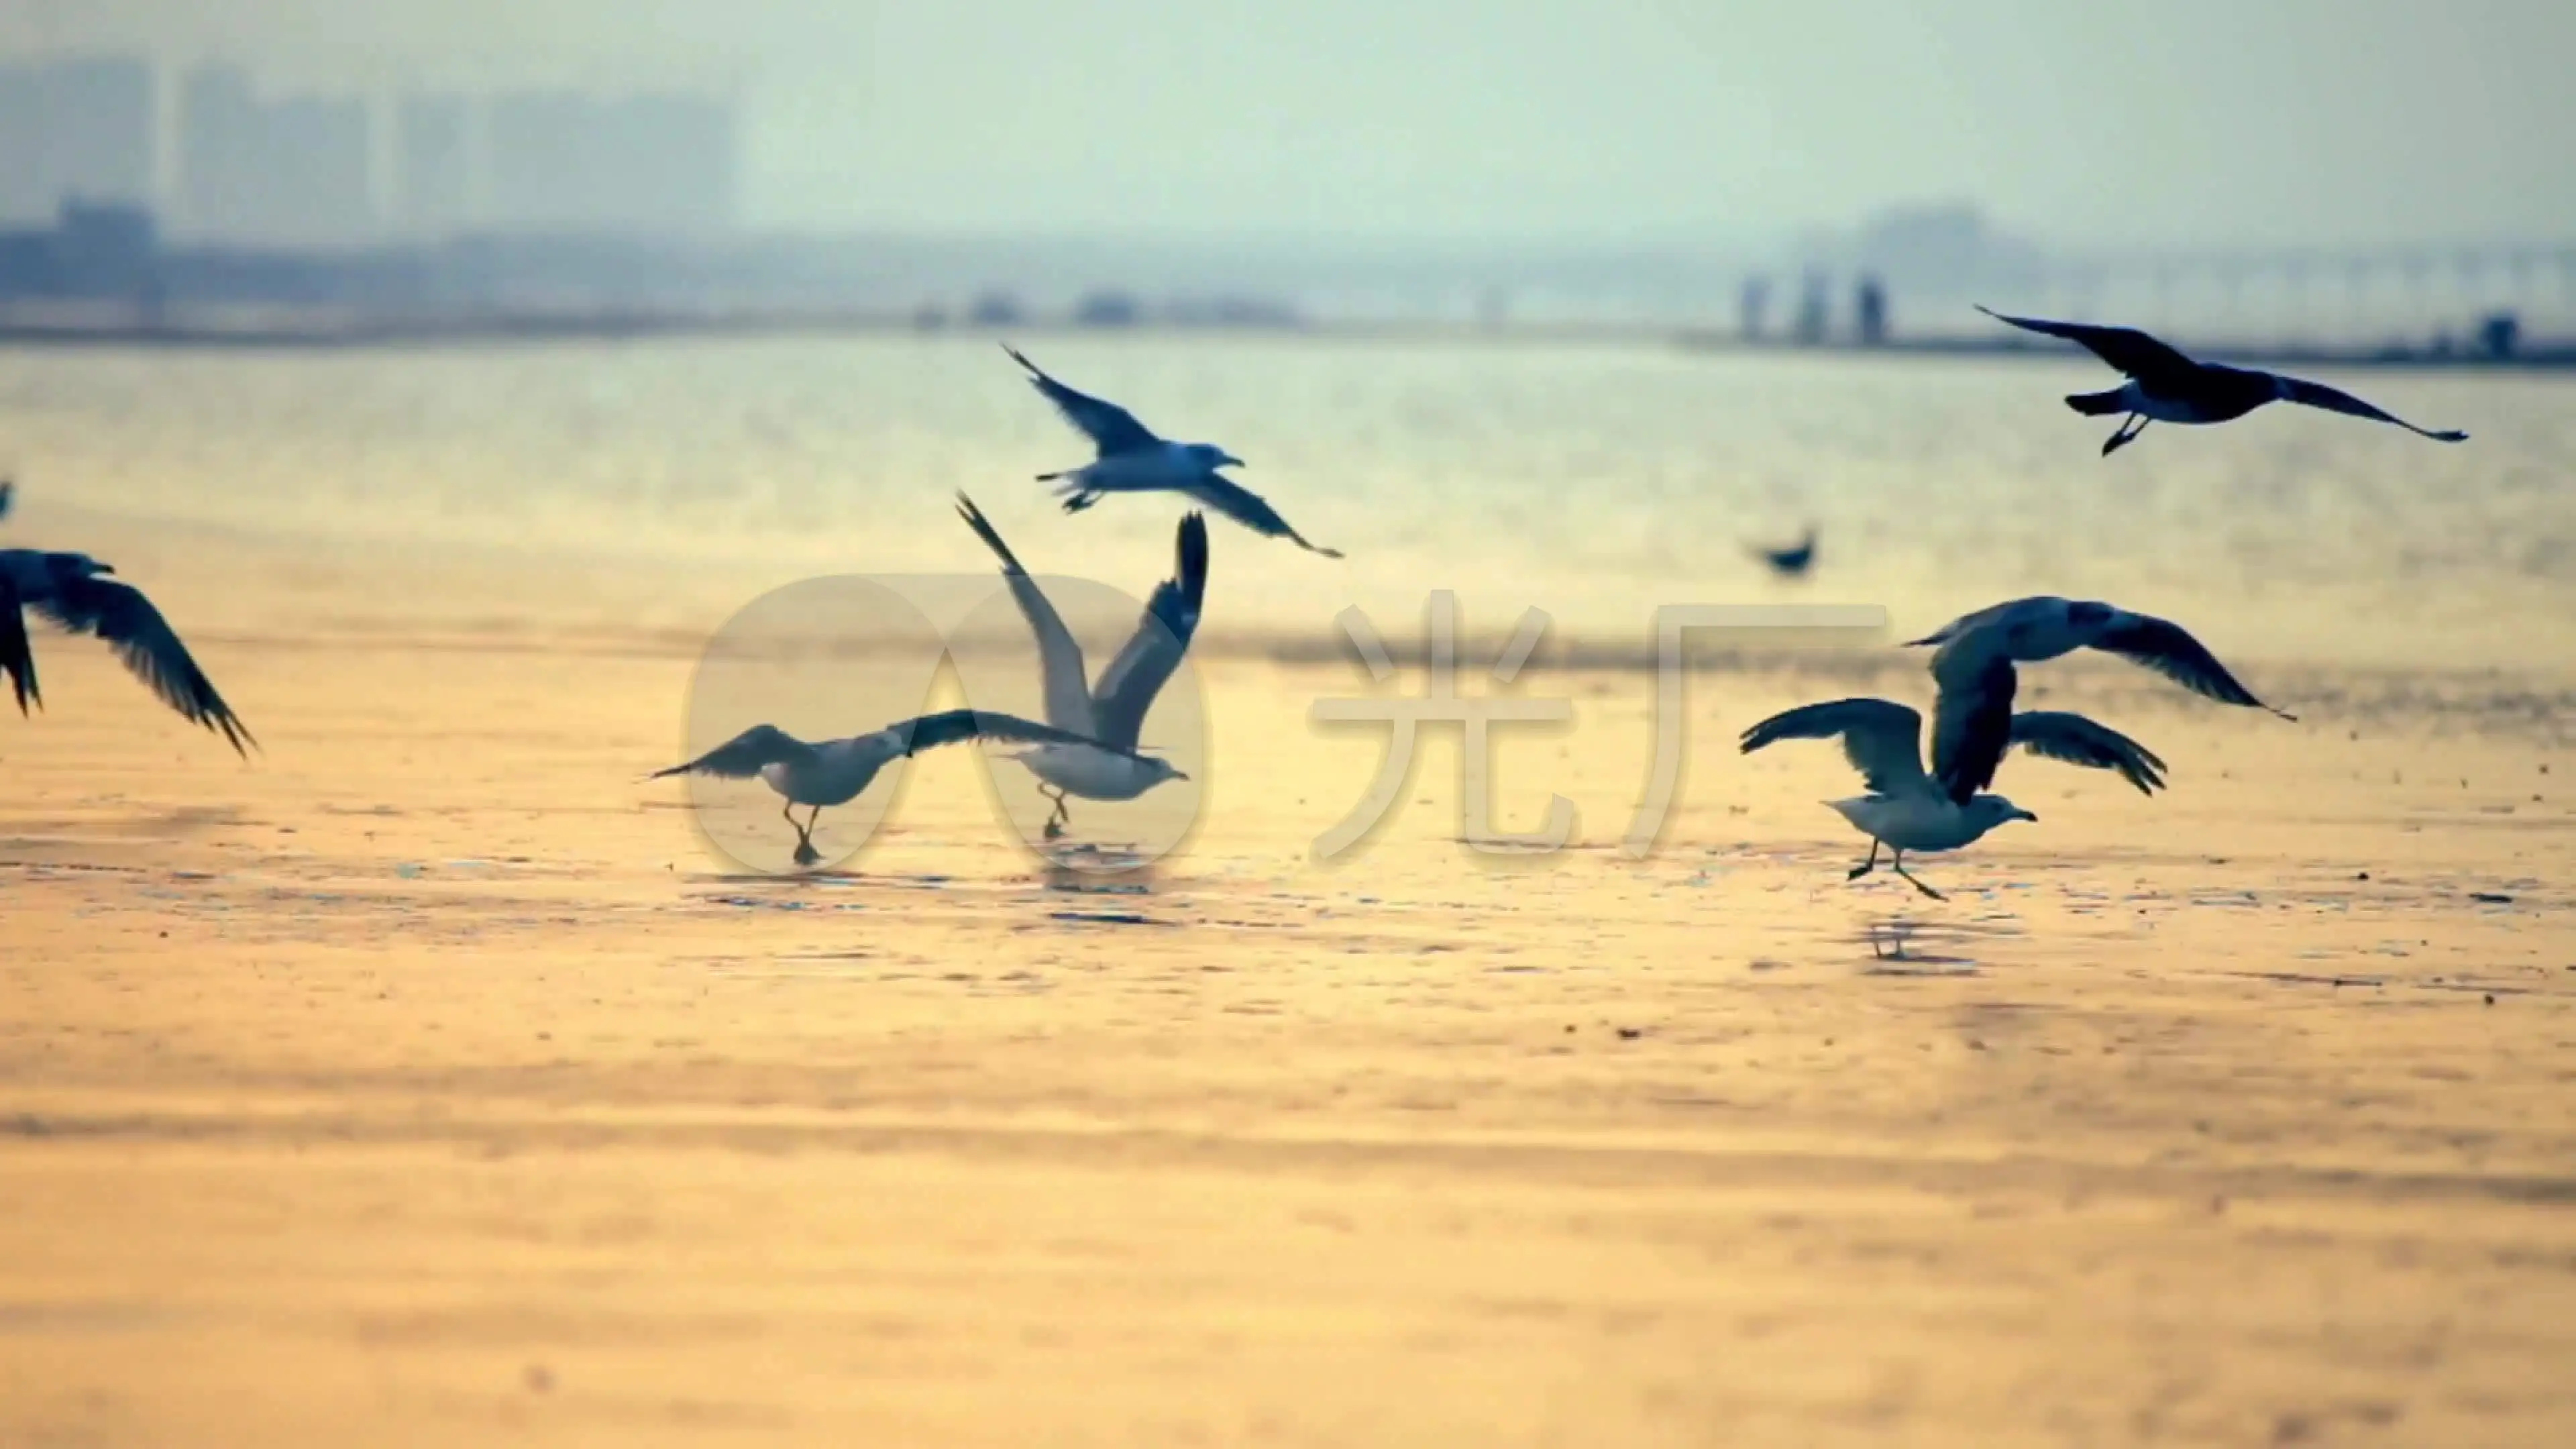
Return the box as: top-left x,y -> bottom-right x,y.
3,522 -> 2573,1448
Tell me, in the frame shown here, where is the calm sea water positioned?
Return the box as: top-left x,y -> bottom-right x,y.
2,333 -> 2569,673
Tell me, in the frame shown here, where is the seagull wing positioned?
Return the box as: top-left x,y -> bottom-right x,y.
2269,372 -> 2469,443
651,723 -> 812,780
2009,710 -> 2168,795
1930,652 -> 2019,805
1977,305 -> 2201,385
1090,512 -> 1208,749
0,572 -> 36,714
956,494 -> 1095,731
1180,473 -> 1344,557
1738,697 -> 1929,794
1901,596 -> 2027,649
1002,343 -> 1161,456
2090,612 -> 2294,718
34,576 -> 255,754
890,708 -> 1150,762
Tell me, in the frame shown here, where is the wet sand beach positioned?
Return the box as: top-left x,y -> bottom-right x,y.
3,336 -> 2574,1444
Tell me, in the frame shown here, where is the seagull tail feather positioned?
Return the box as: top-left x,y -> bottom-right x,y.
2065,388 -> 2128,417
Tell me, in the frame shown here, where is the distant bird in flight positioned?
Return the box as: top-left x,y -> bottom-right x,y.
1976,305 -> 2470,457
1749,525 -> 1819,578
0,479 -> 15,523
957,493 -> 1199,840
1740,660 -> 2167,900
652,708 -> 1148,868
1002,343 -> 1344,557
2,549 -> 255,754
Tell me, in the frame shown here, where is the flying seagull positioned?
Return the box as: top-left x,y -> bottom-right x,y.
1740,662 -> 2167,900
956,492 -> 1198,839
1976,305 -> 2469,456
652,708 -> 1152,867
3,549 -> 256,754
1904,596 -> 2294,754
1001,343 -> 1344,557
1749,525 -> 1819,578
0,571 -> 34,714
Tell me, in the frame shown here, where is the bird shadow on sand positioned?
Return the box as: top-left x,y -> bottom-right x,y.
1851,914 -> 2023,975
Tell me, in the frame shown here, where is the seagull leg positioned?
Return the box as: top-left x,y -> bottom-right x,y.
1846,839 -> 1880,881
789,804 -> 824,868
1890,850 -> 1947,901
2102,415 -> 2148,456
1039,784 -> 1071,841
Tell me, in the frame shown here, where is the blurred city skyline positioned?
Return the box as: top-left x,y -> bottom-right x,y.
3,1 -> 2571,252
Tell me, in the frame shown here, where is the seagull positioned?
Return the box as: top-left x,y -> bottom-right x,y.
1002,343 -> 1344,557
1,572 -> 34,714
1903,596 -> 2295,741
955,492 -> 1198,840
3,549 -> 256,754
1749,525 -> 1819,578
1976,305 -> 2470,456
651,708 -> 1152,867
1740,663 -> 2167,900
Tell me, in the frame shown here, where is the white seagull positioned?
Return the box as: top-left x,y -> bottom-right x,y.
1740,665 -> 2167,900
1002,343 -> 1344,557
651,708 -> 1152,867
3,549 -> 256,754
1978,305 -> 2470,456
955,492 -> 1197,839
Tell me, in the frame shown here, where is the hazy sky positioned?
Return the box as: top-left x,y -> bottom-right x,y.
16,0 -> 2576,248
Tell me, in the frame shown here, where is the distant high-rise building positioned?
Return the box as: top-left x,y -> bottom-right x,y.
395,94 -> 473,236
0,55 -> 156,221
0,64 -> 43,221
178,64 -> 260,237
485,87 -> 737,237
485,90 -> 596,234
178,65 -> 374,244
266,95 -> 373,243
612,93 -> 737,234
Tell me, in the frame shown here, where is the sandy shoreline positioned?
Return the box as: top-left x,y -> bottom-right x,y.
3,589 -> 2572,1444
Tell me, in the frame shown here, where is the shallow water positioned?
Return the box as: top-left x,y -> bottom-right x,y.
4,335 -> 2575,1446
3,332 -> 2570,671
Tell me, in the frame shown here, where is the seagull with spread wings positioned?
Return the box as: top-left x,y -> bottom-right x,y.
1903,596 -> 2295,733
651,708 -> 1151,867
1740,655 -> 2167,900
956,492 -> 1198,840
1977,305 -> 2469,456
1001,343 -> 1344,557
2,549 -> 255,753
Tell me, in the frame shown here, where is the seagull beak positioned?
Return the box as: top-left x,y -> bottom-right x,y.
2015,808 -> 2039,823
95,564 -> 116,575
1172,769 -> 1192,782
1221,453 -> 1244,469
